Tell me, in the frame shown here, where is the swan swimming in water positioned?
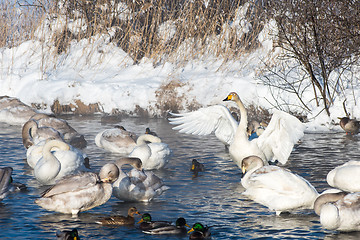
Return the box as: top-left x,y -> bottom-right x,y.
314,191 -> 360,232
129,134 -> 171,170
112,157 -> 169,202
33,139 -> 88,185
0,96 -> 38,125
95,125 -> 137,154
326,160 -> 360,192
241,155 -> 319,215
35,163 -> 119,215
169,92 -> 305,167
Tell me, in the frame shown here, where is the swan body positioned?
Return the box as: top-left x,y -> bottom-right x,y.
22,119 -> 64,149
35,163 -> 119,215
241,156 -> 319,215
326,160 -> 360,192
0,96 -> 38,125
30,113 -> 87,149
112,157 -> 169,202
34,140 -> 87,185
314,191 -> 360,231
129,134 -> 171,170
27,140 -> 88,169
96,207 -> 140,225
338,117 -> 360,135
95,126 -> 137,154
170,92 -> 304,167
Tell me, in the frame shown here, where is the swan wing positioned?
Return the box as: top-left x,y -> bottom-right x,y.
169,105 -> 238,145
255,110 -> 305,164
41,172 -> 99,198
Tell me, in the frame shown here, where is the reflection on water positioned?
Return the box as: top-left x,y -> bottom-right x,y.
0,115 -> 359,239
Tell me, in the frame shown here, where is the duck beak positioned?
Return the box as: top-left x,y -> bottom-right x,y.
135,211 -> 141,215
137,218 -> 144,224
187,227 -> 194,233
191,164 -> 195,170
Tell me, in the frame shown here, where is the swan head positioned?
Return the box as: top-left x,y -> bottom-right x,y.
99,163 -> 120,183
223,92 -> 240,102
313,191 -> 347,215
241,155 -> 264,175
115,157 -> 143,171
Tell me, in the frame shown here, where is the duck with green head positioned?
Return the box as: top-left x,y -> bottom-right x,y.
138,213 -> 172,231
188,223 -> 211,239
56,228 -> 80,240
143,217 -> 190,235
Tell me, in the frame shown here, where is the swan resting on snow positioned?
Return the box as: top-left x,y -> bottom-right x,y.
314,191 -> 360,232
241,155 -> 319,215
35,163 -> 119,215
112,157 -> 169,202
129,134 -> 171,170
169,92 -> 305,167
326,160 -> 360,192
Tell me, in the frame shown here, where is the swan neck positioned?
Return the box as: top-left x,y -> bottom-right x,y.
136,134 -> 161,145
314,192 -> 346,215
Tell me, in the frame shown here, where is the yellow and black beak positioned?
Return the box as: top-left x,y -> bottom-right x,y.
223,95 -> 232,101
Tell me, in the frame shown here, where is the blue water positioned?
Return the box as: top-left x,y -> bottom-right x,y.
1,115 -> 360,239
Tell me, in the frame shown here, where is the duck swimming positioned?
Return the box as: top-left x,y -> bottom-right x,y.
35,163 -> 119,215
241,155 -> 319,215
142,217 -> 190,235
138,213 -> 172,231
188,222 -> 211,239
170,92 -> 304,167
96,207 -> 140,225
56,228 -> 80,240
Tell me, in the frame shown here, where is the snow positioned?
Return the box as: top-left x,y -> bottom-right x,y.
0,12 -> 357,134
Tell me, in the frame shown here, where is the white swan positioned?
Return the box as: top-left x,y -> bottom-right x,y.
129,134 -> 171,170
95,125 -> 137,154
314,191 -> 360,231
241,155 -> 319,215
0,96 -> 38,125
34,140 -> 88,185
112,157 -> 169,202
30,113 -> 87,149
326,160 -> 360,192
26,139 -> 88,170
169,92 -> 305,167
35,163 -> 119,215
22,119 -> 64,149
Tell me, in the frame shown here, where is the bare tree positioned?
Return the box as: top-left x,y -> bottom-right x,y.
264,0 -> 360,116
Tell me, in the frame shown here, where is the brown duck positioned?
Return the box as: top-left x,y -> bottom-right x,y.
338,117 -> 360,135
96,207 -> 140,225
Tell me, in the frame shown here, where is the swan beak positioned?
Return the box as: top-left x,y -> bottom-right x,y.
223,95 -> 231,101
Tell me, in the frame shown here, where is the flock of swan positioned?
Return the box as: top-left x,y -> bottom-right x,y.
1,92 -> 360,237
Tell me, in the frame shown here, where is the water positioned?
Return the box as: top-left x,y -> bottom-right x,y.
1,115 -> 360,239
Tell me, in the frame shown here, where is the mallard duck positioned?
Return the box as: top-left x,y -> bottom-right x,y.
241,156 -> 319,215
56,228 -> 80,240
338,117 -> 360,135
169,92 -> 304,167
188,222 -> 211,239
0,96 -> 38,125
190,159 -> 205,178
33,140 -> 88,185
326,160 -> 360,192
129,134 -> 171,170
138,213 -> 172,231
30,113 -> 87,149
96,207 -> 140,225
22,119 -> 64,149
314,191 -> 360,231
95,125 -> 137,154
112,157 -> 169,202
0,167 -> 26,200
143,217 -> 190,235
145,127 -> 158,136
35,163 -> 119,215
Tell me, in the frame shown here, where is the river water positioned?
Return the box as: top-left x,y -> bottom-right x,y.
0,115 -> 360,239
